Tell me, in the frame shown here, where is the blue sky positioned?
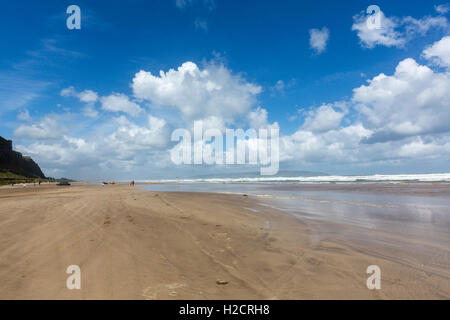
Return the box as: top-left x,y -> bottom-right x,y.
1,0 -> 450,179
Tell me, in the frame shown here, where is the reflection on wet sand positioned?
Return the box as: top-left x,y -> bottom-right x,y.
144,182 -> 450,295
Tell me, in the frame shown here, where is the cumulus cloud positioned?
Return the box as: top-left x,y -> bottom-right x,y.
101,93 -> 142,116
16,135 -> 99,179
78,90 -> 98,103
302,104 -> 347,133
61,86 -> 98,103
60,86 -> 76,97
108,115 -> 171,155
309,27 -> 330,54
280,123 -> 372,163
247,107 -> 279,130
352,10 -> 448,48
131,61 -> 261,123
14,36 -> 450,177
61,86 -> 99,117
279,35 -> 450,167
397,137 -> 450,158
352,11 -> 405,48
423,36 -> 450,68
13,61 -> 263,179
353,58 -> 450,143
14,115 -> 65,140
16,114 -> 171,178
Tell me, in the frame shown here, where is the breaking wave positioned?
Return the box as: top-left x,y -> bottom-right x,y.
142,173 -> 450,184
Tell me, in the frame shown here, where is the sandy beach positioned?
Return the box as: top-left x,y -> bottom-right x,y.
0,184 -> 449,299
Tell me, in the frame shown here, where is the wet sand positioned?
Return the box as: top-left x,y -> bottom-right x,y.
0,184 -> 449,299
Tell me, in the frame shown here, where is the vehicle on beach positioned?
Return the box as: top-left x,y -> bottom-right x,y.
56,181 -> 71,186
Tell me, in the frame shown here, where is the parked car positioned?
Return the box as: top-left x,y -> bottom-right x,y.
56,181 -> 71,186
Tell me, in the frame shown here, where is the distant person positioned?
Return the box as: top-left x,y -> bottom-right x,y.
130,180 -> 135,186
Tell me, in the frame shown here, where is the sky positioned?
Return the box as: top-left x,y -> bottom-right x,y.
1,0 -> 450,179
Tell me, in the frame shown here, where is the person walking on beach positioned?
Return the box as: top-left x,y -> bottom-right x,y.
130,180 -> 135,186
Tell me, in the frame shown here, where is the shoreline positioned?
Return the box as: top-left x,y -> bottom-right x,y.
0,184 -> 448,299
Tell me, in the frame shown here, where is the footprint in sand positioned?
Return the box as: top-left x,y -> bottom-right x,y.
127,215 -> 135,224
103,216 -> 111,226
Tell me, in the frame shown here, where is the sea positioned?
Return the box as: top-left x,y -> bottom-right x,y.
139,173 -> 450,263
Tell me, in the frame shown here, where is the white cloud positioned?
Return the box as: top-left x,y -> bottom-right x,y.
14,115 -> 65,140
247,107 -> 279,130
352,11 -> 405,48
352,10 -> 448,49
60,86 -> 76,97
198,116 -> 228,132
435,3 -> 450,14
108,115 -> 170,155
275,36 -> 450,169
17,135 -> 98,176
12,61 -> 263,179
281,124 -> 450,167
60,86 -> 99,117
397,137 -> 450,158
403,15 -> 448,36
61,86 -> 99,103
17,109 -> 32,122
78,90 -> 98,103
13,36 -> 450,178
82,105 -> 99,118
101,93 -> 142,116
423,36 -> 450,68
16,114 -> 171,178
132,61 -> 261,123
278,35 -> 450,168
280,123 -> 372,163
353,57 -> 450,143
302,104 -> 347,133
309,27 -> 330,54
248,107 -> 269,129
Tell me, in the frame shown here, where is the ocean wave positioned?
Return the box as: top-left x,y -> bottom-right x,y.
140,173 -> 450,183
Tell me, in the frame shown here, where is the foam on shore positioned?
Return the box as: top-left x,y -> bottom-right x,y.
140,173 -> 450,184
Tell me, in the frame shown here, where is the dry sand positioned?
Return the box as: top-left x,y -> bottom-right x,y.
0,184 -> 448,299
